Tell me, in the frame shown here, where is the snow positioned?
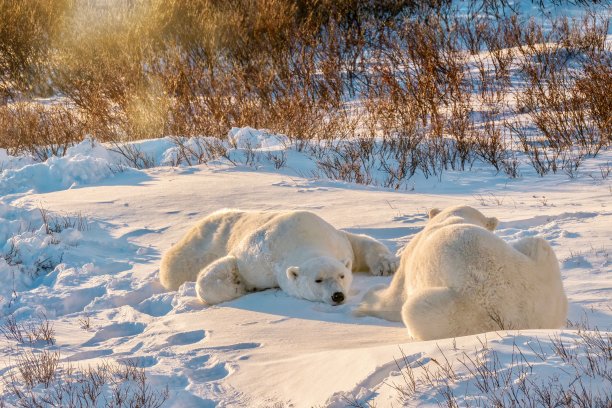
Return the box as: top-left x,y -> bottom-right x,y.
0,129 -> 609,406
0,138 -> 120,194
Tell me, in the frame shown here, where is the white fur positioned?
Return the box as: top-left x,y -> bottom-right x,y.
160,209 -> 398,305
356,205 -> 568,340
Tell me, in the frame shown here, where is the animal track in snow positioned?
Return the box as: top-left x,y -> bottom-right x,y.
190,362 -> 230,382
206,342 -> 260,351
392,213 -> 427,224
186,354 -> 211,369
166,330 -> 206,346
496,211 -> 603,243
83,322 -> 146,347
64,349 -> 113,362
136,293 -> 174,317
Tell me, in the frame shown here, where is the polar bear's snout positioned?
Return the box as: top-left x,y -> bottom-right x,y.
331,292 -> 345,304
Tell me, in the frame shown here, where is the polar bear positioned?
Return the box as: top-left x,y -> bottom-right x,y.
160,209 -> 398,305
356,205 -> 568,340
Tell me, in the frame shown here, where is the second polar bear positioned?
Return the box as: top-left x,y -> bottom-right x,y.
160,209 -> 398,305
356,205 -> 568,340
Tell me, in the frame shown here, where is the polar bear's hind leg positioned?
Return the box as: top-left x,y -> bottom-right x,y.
354,284 -> 404,322
401,287 -> 490,340
195,255 -> 247,305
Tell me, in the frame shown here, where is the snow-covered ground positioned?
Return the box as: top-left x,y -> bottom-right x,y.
0,130 -> 609,406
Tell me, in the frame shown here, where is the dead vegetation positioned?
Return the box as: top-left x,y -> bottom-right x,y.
0,314 -> 55,346
0,0 -> 70,100
0,317 -> 169,408
347,322 -> 611,407
0,0 -> 610,185
0,103 -> 86,161
4,356 -> 170,408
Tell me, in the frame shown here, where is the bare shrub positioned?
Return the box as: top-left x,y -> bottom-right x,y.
78,316 -> 91,331
0,103 -> 85,160
11,349 -> 60,389
3,349 -> 169,408
507,12 -> 610,177
598,162 -> 611,180
382,327 -> 612,407
266,151 -> 287,169
39,205 -> 88,235
110,143 -> 156,169
1,314 -> 55,346
0,314 -> 24,343
51,0 -> 162,142
474,111 -> 509,172
378,135 -> 423,189
316,139 -> 376,186
576,54 -> 612,144
1,0 -> 609,182
169,136 -> 235,167
446,100 -> 477,171
0,0 -> 70,99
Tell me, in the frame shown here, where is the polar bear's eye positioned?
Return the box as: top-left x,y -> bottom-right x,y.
340,274 -> 345,279
315,278 -> 323,283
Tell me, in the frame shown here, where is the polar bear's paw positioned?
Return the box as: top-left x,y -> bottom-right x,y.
219,269 -> 247,296
368,253 -> 399,276
196,255 -> 247,305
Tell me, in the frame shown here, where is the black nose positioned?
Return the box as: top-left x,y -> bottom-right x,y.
332,292 -> 345,303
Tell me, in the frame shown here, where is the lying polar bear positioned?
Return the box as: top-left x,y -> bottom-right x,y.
160,209 -> 398,305
356,205 -> 568,340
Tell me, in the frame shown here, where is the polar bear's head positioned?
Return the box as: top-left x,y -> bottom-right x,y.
286,256 -> 353,305
428,205 -> 499,231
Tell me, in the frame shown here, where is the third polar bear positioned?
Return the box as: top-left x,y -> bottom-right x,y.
160,209 -> 398,305
356,205 -> 568,340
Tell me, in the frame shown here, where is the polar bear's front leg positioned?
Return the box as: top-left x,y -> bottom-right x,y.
195,255 -> 247,305
343,232 -> 399,276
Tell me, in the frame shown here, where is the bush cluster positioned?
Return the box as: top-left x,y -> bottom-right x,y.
0,0 -> 610,181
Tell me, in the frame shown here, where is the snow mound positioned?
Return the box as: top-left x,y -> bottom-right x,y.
0,203 -> 80,310
0,129 -> 293,196
228,127 -> 287,149
0,139 -> 117,195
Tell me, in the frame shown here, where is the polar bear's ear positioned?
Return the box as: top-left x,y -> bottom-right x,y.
286,266 -> 300,280
486,217 -> 499,231
428,208 -> 441,219
342,258 -> 352,270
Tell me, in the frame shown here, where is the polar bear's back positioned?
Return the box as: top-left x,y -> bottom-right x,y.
409,223 -> 525,289
206,209 -> 348,255
255,210 -> 350,255
229,210 -> 354,276
207,209 -> 278,251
